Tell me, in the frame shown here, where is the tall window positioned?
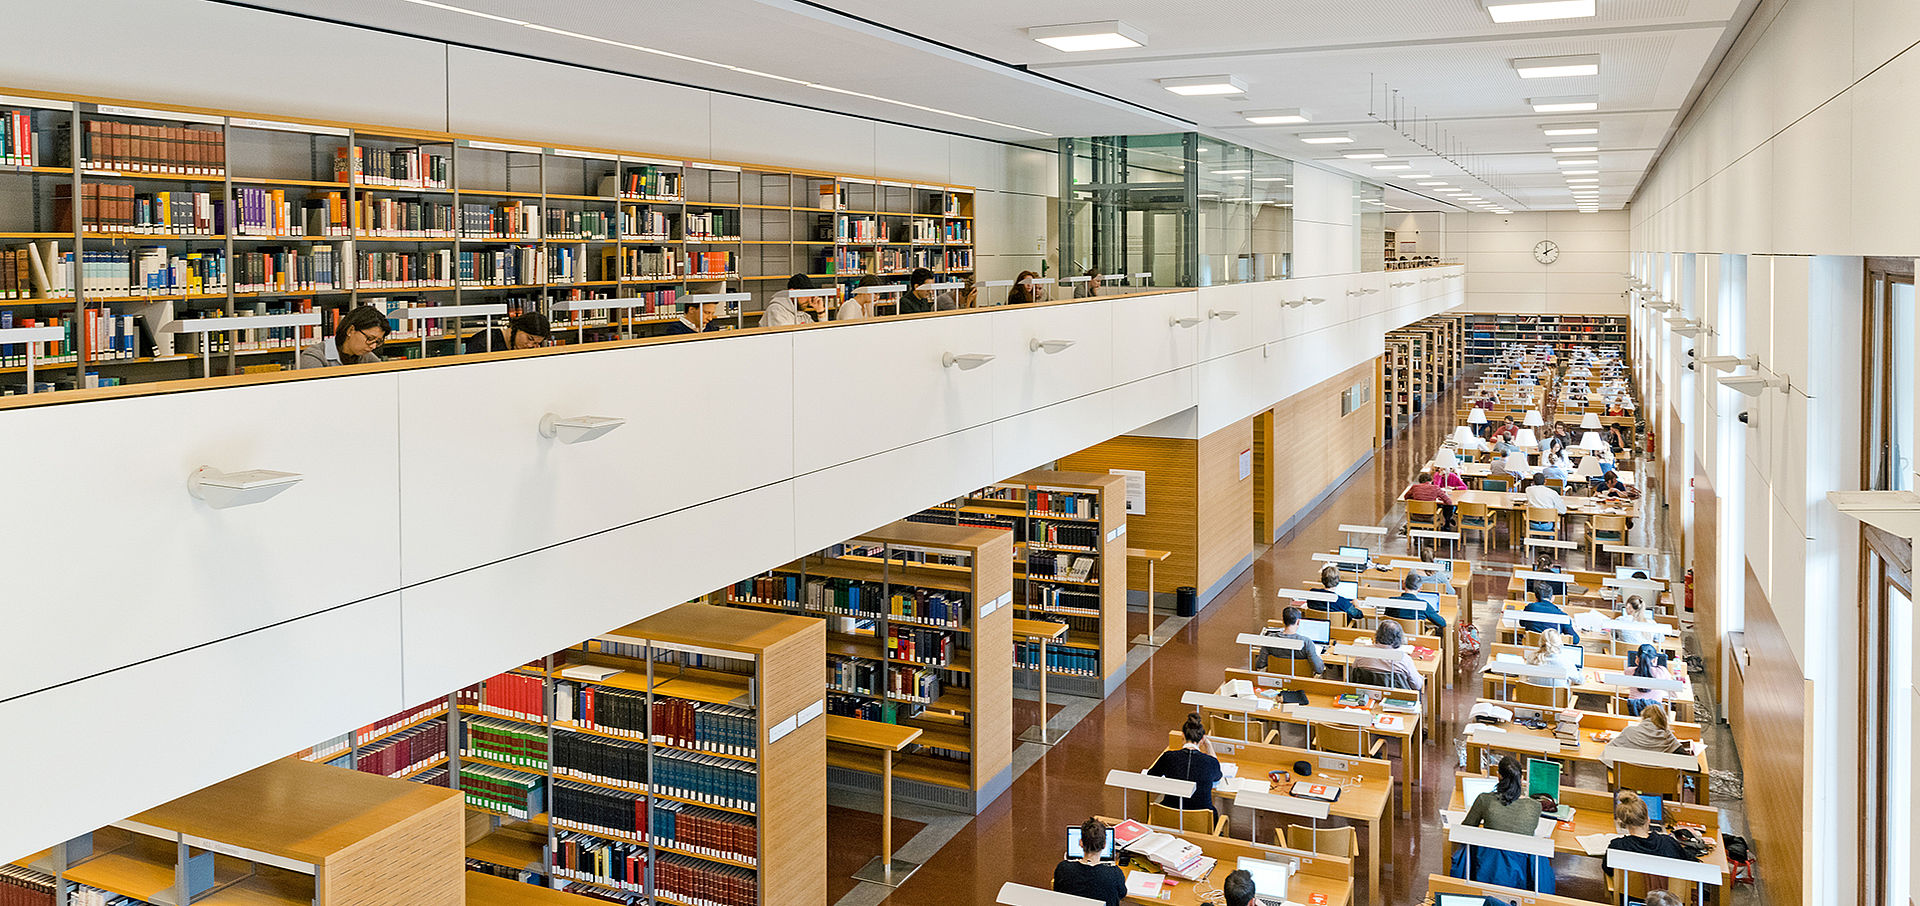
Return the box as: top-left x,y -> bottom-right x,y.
1865,259 -> 1915,490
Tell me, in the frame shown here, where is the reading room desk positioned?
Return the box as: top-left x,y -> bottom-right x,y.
1094,816 -> 1353,906
1460,701 -> 1710,805
1425,873 -> 1611,906
1442,773 -> 1728,881
826,715 -> 922,884
1216,669 -> 1426,816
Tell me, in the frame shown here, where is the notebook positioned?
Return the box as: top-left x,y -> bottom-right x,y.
1290,781 -> 1341,802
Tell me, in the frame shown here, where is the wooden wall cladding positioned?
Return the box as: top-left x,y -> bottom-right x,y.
1735,563 -> 1803,906
1691,457 -> 1720,686
1195,418 -> 1256,593
1264,361 -> 1379,541
1059,436 -> 1199,595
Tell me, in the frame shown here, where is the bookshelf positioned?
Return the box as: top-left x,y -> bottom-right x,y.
908,469 -> 1129,697
1464,314 -> 1628,364
1382,314 -> 1467,440
717,519 -> 1015,814
10,758 -> 462,906
0,86 -> 975,392
294,699 -> 451,784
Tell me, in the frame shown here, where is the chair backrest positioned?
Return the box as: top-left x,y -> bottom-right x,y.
1525,506 -> 1559,523
1457,501 -> 1491,521
1282,824 -> 1360,859
1617,762 -> 1686,801
1407,499 -> 1440,519
1148,802 -> 1218,834
1311,724 -> 1368,757
1592,514 -> 1628,533
1349,664 -> 1416,690
1207,713 -> 1251,739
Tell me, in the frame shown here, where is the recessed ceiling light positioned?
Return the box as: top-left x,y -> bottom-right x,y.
1566,178 -> 1599,184
1530,95 -> 1599,113
1159,75 -> 1247,96
1459,196 -> 1484,201
1251,177 -> 1289,183
1562,169 -> 1599,175
1552,145 -> 1599,153
1557,158 -> 1600,167
1417,181 -> 1449,187
1027,20 -> 1146,52
1342,149 -> 1389,159
1373,162 -> 1413,170
1540,122 -> 1600,136
1297,131 -> 1354,144
1512,54 -> 1601,79
1212,169 -> 1252,175
1481,0 -> 1596,23
1242,108 -> 1311,125
1394,173 -> 1432,179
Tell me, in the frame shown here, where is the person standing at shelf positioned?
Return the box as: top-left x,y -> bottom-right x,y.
465,311 -> 551,353
900,268 -> 938,315
661,298 -> 727,336
1006,270 -> 1043,305
1146,713 -> 1223,816
761,274 -> 827,327
1052,817 -> 1126,906
297,305 -> 387,369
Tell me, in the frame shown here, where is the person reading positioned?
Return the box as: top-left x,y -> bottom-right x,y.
465,311 -> 551,353
297,305 -> 387,368
1254,605 -> 1325,675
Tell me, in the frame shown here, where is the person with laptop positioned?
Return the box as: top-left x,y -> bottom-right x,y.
1313,566 -> 1365,622
1615,596 -> 1659,648
1385,572 -> 1448,633
1452,755 -> 1554,891
1605,791 -> 1699,877
1520,583 -> 1578,643
1351,621 -> 1424,692
1411,545 -> 1458,597
1052,817 -> 1126,906
1254,605 -> 1326,676
1146,713 -> 1224,816
1523,629 -> 1581,687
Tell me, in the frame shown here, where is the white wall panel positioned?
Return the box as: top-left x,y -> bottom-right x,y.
791,313 -> 1000,474
875,123 -> 953,184
0,594 -> 404,863
1847,50 -> 1920,256
1769,95 -> 1855,255
1109,291 -> 1201,385
792,426 -> 999,547
986,301 -> 1117,414
0,375 -> 403,702
445,48 -> 712,159
990,388 -> 1130,477
709,94 -> 877,175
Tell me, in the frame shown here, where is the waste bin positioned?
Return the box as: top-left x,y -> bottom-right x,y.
1176,586 -> 1197,617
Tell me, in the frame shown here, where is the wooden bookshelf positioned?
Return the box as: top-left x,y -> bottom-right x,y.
909,469 -> 1129,696
1382,314 -> 1467,441
13,758 -> 462,906
716,519 -> 1014,813
0,85 -> 975,391
1464,314 -> 1628,364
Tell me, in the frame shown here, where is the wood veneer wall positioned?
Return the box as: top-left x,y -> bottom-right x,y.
1261,361 -> 1379,542
1692,457 -> 1720,687
1735,563 -> 1804,906
1195,418 -> 1256,593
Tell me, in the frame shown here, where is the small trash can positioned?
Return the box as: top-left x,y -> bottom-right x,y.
1176,586 -> 1197,617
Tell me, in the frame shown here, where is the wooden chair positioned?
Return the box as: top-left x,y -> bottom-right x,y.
1524,506 -> 1561,542
1615,762 -> 1688,804
1311,723 -> 1385,759
1208,712 -> 1257,742
1544,477 -> 1567,491
1406,500 -> 1441,547
1457,501 -> 1496,553
1280,824 -> 1360,859
1478,477 -> 1512,493
1148,802 -> 1229,836
1589,514 -> 1629,561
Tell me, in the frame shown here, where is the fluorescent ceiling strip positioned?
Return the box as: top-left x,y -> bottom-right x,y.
1027,21 -> 1146,52
1482,0 -> 1596,23
1511,54 -> 1600,79
1552,145 -> 1599,153
1298,132 -> 1354,144
1159,75 -> 1247,96
1530,96 -> 1600,113
1342,149 -> 1388,159
1243,108 -> 1310,125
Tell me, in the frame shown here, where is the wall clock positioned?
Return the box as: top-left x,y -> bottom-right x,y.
1534,240 -> 1561,264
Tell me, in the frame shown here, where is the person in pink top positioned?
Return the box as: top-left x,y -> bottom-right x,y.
1433,467 -> 1469,492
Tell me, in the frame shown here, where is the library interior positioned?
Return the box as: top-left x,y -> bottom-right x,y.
3,2 -> 1915,906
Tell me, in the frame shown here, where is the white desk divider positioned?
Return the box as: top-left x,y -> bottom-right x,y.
1600,618 -> 1678,636
787,288 -> 840,299
1609,748 -> 1703,771
555,296 -> 652,311
1604,849 -> 1724,886
1387,560 -> 1443,572
1060,276 -> 1091,284
1034,277 -> 1057,285
1324,643 -> 1388,660
1524,538 -> 1578,550
680,292 -> 753,305
1104,769 -> 1197,799
1183,690 -> 1263,714
996,881 -> 1104,906
982,279 -> 1015,288
1276,588 -> 1338,602
176,312 -> 325,332
1339,524 -> 1389,536
0,325 -> 69,395
1483,659 -> 1574,680
1237,632 -> 1305,651
1311,553 -> 1368,565
1500,609 -> 1573,626
1446,824 -> 1555,858
1514,570 -> 1574,584
1235,787 -> 1331,820
1604,545 -> 1661,557
1409,530 -> 1461,540
1285,704 -> 1374,728
1605,578 -> 1668,591
926,281 -> 966,291
856,284 -> 908,295
1595,671 -> 1689,692
1132,272 -> 1153,280
393,304 -> 508,320
1462,725 -> 1562,755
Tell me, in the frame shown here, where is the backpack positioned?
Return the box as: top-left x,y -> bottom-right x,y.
1723,834 -> 1751,862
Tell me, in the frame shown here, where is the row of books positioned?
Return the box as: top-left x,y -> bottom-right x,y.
301,732 -> 352,764
357,718 -> 446,778
459,200 -> 541,238
549,289 -> 679,328
548,208 -> 615,241
0,313 -> 79,366
1029,489 -> 1099,518
603,247 -> 677,280
466,715 -> 549,770
653,800 -> 758,864
347,194 -> 450,237
457,247 -> 543,287
0,864 -> 53,906
885,626 -> 956,667
356,700 -> 448,746
826,694 -> 887,721
683,211 -> 735,240
464,671 -> 545,723
58,246 -> 335,299
945,248 -> 973,270
898,220 -> 972,244
461,763 -> 547,820
553,780 -> 646,838
889,664 -> 943,703
1027,586 -> 1101,614
602,167 -> 683,200
1016,640 -> 1099,677
66,885 -> 142,906
653,749 -> 757,812
888,589 -> 971,628
0,243 -> 69,299
835,215 -> 882,243
827,655 -> 882,697
620,206 -> 671,240
0,110 -> 36,168
1027,520 -> 1099,549
356,249 -> 455,288
554,732 -> 646,790
334,146 -> 450,189
654,853 -> 756,906
1026,551 -> 1097,582
71,120 -> 224,175
225,186 -> 308,237
552,830 -> 645,892
56,184 -> 215,235
554,683 -> 648,739
652,698 -> 756,757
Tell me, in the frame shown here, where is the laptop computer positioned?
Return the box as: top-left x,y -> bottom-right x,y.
1460,774 -> 1498,807
1435,895 -> 1488,906
1337,545 -> 1370,570
1234,856 -> 1289,903
1333,581 -> 1358,601
1643,794 -> 1665,824
1297,619 -> 1332,645
1064,825 -> 1115,861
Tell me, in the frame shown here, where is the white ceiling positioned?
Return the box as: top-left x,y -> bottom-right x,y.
237,0 -> 1755,214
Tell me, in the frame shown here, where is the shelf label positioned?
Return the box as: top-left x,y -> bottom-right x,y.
549,147 -> 611,160
464,139 -> 542,154
229,117 -> 348,137
768,714 -> 798,744
621,155 -> 684,168
689,162 -> 742,172
0,94 -> 71,111
799,698 -> 824,725
94,104 -> 223,125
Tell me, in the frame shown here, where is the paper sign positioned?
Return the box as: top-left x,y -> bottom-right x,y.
1112,469 -> 1147,514
1240,448 -> 1253,480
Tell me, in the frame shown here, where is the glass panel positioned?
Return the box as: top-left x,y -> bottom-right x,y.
1891,582 -> 1913,906
1355,181 -> 1385,273
1892,281 -> 1914,491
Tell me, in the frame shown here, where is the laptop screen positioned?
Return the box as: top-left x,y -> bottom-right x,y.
1064,826 -> 1115,861
1297,619 -> 1332,645
1436,895 -> 1488,906
1234,857 -> 1289,902
1338,545 -> 1369,562
1644,794 -> 1665,823
1333,581 -> 1358,601
1461,775 -> 1497,806
1527,758 -> 1561,800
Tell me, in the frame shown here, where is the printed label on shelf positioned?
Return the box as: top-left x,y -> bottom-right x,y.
94,104 -> 223,125
989,591 -> 1013,614
547,147 -> 608,160
768,714 -> 798,744
620,154 -> 684,168
799,699 -> 825,725
229,117 -> 348,136
689,162 -> 742,172
0,94 -> 71,111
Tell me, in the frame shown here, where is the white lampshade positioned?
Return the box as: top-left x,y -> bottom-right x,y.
1576,456 -> 1604,478
1580,412 -> 1602,430
1524,410 -> 1545,427
1581,431 -> 1607,451
1468,409 -> 1488,425
1452,426 -> 1479,447
1435,448 -> 1460,470
1515,428 -> 1539,448
1506,452 -> 1530,474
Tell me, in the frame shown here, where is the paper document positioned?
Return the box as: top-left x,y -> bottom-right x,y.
1125,870 -> 1167,897
1575,833 -> 1614,856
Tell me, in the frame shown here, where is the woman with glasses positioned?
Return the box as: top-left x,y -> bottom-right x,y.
298,305 -> 388,369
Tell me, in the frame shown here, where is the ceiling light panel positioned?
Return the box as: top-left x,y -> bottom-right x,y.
1552,145 -> 1599,153
1512,54 -> 1600,78
1373,162 -> 1413,170
1027,20 -> 1146,52
1539,122 -> 1600,136
1342,149 -> 1388,159
1530,95 -> 1600,112
1242,108 -> 1310,125
1159,75 -> 1247,96
1297,131 -> 1354,144
1557,158 -> 1600,166
1482,0 -> 1596,23
1562,169 -> 1599,175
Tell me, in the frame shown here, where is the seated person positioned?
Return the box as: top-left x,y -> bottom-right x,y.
1614,596 -> 1658,648
1433,466 -> 1470,492
1491,417 -> 1520,443
1606,791 -> 1699,877
1351,621 -> 1425,692
1221,869 -> 1257,906
1255,605 -> 1326,675
298,305 -> 387,368
1385,572 -> 1448,632
761,274 -> 828,326
465,311 -> 551,353
1005,270 -> 1043,305
661,298 -> 727,334
1453,756 -> 1554,891
1523,629 -> 1581,686
1624,643 -> 1679,716
1523,475 -> 1568,518
1411,545 -> 1457,596
1405,471 -> 1457,530
1601,704 -> 1699,767
1052,817 -> 1126,906
1539,451 -> 1573,483
1311,565 -> 1365,622
1147,713 -> 1223,815
1597,470 -> 1640,500
1521,584 -> 1578,643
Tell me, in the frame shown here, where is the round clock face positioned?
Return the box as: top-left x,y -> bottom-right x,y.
1534,240 -> 1561,264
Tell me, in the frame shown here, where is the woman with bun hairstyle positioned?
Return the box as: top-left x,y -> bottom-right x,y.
1145,713 -> 1223,815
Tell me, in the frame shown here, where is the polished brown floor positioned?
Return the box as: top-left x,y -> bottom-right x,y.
865,375 -> 1714,906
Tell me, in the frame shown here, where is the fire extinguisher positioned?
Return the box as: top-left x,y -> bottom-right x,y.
1684,568 -> 1695,612
1646,427 -> 1657,457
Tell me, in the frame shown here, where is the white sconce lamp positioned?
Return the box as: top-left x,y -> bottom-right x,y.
943,352 -> 996,370
188,466 -> 303,509
1307,296 -> 1327,305
1030,338 -> 1076,354
1698,354 -> 1759,372
539,414 -> 626,444
1208,309 -> 1240,320
1718,372 -> 1786,396
1170,315 -> 1203,328
1282,297 -> 1309,309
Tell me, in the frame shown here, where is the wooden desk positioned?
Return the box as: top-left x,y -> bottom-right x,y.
1425,873 -> 1612,905
1014,618 -> 1070,745
1495,602 -> 1684,659
1459,700 -> 1710,805
1406,488 -> 1640,547
1156,734 -> 1389,903
1484,644 -> 1698,722
1095,815 -> 1354,906
1217,670 -> 1425,819
467,872 -> 585,906
1130,548 -> 1174,646
826,715 -> 923,884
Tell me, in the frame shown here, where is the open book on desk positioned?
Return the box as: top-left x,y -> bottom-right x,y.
1124,830 -> 1215,880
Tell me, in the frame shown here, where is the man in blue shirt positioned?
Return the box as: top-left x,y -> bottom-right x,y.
1385,573 -> 1447,632
1521,583 -> 1579,642
1310,565 -> 1364,622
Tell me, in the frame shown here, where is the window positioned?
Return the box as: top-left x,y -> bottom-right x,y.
1865,259 -> 1915,491
1340,381 -> 1370,416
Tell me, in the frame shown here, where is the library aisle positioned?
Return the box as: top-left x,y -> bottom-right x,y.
858,370 -> 1757,906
